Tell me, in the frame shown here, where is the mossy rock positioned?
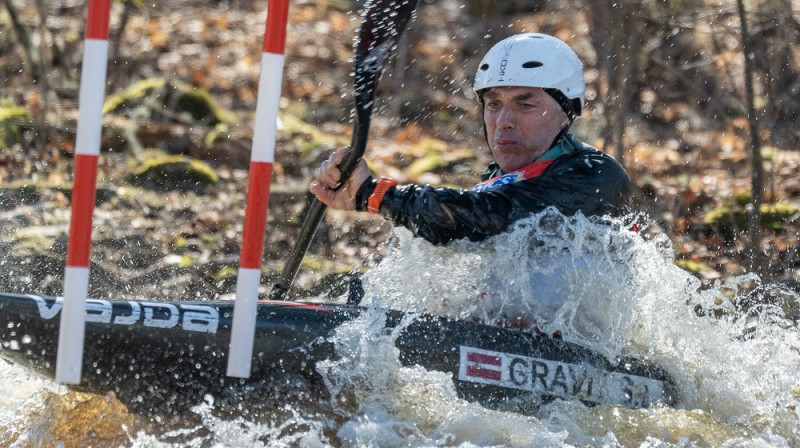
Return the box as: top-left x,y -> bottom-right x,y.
760,202 -> 799,231
760,146 -> 781,162
298,256 -> 356,278
129,152 -> 220,191
407,138 -> 476,175
408,152 -> 445,175
0,104 -> 33,148
733,190 -> 752,207
103,78 -> 236,126
281,111 -> 347,155
204,100 -> 346,158
214,265 -> 238,292
702,204 -> 741,241
675,258 -> 714,275
703,200 -> 799,241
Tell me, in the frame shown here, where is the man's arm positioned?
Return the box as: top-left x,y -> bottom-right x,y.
359,149 -> 631,245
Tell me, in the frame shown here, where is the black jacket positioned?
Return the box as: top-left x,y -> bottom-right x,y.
356,135 -> 631,245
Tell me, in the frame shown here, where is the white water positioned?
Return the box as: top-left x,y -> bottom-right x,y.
2,211 -> 799,447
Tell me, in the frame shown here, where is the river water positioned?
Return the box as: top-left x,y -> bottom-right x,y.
1,211 -> 798,447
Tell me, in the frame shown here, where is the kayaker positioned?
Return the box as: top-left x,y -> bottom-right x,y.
310,32 -> 631,246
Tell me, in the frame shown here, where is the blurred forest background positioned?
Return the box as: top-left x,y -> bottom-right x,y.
1,0 -> 799,302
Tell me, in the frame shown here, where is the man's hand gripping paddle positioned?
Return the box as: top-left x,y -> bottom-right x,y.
270,0 -> 418,300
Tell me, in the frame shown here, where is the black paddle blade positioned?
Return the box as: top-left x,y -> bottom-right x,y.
353,0 -> 419,120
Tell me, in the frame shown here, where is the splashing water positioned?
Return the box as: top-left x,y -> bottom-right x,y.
341,210 -> 800,446
2,211 -> 799,446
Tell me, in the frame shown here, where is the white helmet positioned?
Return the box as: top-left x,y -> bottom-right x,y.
474,33 -> 585,117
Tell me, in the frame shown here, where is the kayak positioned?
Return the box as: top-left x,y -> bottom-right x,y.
0,292 -> 676,414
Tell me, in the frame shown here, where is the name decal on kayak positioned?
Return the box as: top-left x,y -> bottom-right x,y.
29,295 -> 219,334
458,346 -> 666,408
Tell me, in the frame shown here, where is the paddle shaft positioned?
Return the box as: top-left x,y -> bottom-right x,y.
270,115 -> 370,300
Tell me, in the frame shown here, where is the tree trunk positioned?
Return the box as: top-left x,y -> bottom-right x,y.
586,0 -> 641,166
749,0 -> 800,147
736,0 -> 766,274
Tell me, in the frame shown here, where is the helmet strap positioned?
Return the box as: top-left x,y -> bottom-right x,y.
542,88 -> 579,121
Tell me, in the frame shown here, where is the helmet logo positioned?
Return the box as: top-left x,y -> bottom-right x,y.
497,42 -> 514,82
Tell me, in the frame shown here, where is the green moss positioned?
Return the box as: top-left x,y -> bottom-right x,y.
417,138 -> 449,154
174,236 -> 188,249
177,255 -> 195,268
703,199 -> 799,239
703,204 -> 735,224
721,105 -> 746,118
760,146 -> 780,162
0,104 -> 33,147
281,111 -> 346,154
408,153 -> 444,175
675,258 -> 714,274
326,0 -> 354,11
760,202 -> 799,231
103,78 -> 165,114
205,123 -> 231,147
407,138 -> 449,175
299,256 -> 335,273
300,256 -> 353,274
733,191 -> 752,207
215,266 -> 238,283
0,104 -> 32,122
174,81 -> 237,125
283,99 -> 309,118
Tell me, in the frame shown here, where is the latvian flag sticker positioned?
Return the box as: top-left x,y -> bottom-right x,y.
459,346 -> 505,385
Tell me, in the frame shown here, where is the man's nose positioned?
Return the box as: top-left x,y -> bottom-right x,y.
495,106 -> 515,128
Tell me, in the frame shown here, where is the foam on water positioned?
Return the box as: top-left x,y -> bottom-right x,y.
346,210 -> 799,446
2,210 -> 799,446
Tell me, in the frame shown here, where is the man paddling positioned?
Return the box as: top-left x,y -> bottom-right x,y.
311,33 -> 630,245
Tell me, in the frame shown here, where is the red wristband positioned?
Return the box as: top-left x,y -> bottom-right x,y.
367,178 -> 398,214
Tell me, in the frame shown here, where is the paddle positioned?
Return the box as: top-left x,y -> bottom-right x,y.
270,0 -> 419,301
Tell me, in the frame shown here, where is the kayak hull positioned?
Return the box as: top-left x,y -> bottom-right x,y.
0,292 -> 675,414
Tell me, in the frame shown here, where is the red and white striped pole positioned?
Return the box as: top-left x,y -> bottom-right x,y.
56,0 -> 112,384
227,0 -> 290,378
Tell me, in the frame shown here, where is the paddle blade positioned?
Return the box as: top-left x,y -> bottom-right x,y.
354,0 -> 419,117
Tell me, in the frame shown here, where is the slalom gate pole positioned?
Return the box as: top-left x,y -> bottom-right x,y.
226,0 -> 290,378
55,0 -> 112,384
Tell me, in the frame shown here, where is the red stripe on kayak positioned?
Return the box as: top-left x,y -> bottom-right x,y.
86,0 -> 112,40
466,366 -> 502,381
66,154 -> 99,267
263,0 -> 290,54
239,161 -> 273,269
219,297 -> 333,313
255,300 -> 333,312
467,352 -> 502,366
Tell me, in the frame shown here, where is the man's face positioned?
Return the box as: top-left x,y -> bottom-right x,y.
482,86 -> 568,172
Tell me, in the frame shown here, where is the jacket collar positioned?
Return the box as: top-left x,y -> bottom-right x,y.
480,134 -> 578,181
